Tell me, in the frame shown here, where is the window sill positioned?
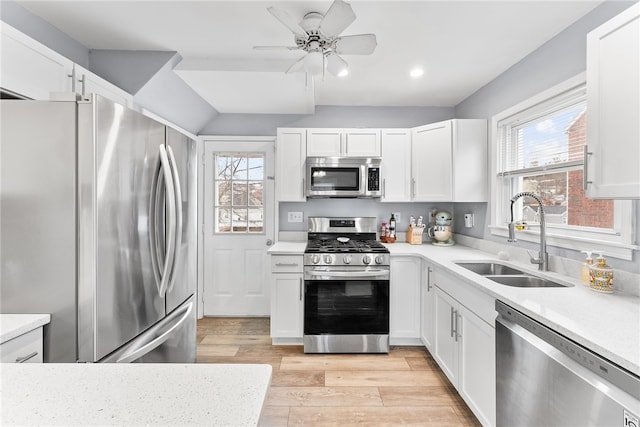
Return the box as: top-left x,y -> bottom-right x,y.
489,225 -> 637,260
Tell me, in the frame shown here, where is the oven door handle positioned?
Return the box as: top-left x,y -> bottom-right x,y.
306,270 -> 390,279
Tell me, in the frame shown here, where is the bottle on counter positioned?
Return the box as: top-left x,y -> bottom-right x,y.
589,252 -> 614,293
388,213 -> 396,242
380,222 -> 388,243
580,250 -> 594,286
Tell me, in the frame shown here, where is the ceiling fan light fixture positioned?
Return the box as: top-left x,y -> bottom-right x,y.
338,69 -> 349,77
304,50 -> 324,75
410,68 -> 424,78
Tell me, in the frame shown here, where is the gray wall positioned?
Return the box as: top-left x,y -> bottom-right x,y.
201,106 -> 455,136
454,0 -> 639,273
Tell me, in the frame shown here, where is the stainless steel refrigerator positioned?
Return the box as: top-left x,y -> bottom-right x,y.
0,94 -> 197,363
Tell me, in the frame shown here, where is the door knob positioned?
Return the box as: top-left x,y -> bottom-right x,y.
266,239 -> 273,246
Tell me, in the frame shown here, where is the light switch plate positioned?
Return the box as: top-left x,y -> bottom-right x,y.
288,212 -> 303,223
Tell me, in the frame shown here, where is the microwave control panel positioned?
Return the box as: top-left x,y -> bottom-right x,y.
367,167 -> 380,191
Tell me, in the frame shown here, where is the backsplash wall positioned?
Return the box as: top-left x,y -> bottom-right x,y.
279,199 -> 463,235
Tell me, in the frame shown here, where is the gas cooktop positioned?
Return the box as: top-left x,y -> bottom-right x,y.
305,238 -> 388,254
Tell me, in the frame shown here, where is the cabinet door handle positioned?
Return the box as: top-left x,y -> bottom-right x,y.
583,146 -> 593,190
427,267 -> 432,291
411,178 -> 416,199
275,263 -> 299,267
78,75 -> 86,97
454,312 -> 460,342
382,179 -> 386,198
299,278 -> 303,301
16,351 -> 38,363
450,307 -> 455,338
68,67 -> 76,92
302,178 -> 306,198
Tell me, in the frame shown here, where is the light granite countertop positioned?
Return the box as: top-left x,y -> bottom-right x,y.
0,363 -> 272,426
0,314 -> 50,345
268,240 -> 640,376
268,241 -> 306,255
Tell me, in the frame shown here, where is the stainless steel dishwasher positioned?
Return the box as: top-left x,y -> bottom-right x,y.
495,301 -> 640,427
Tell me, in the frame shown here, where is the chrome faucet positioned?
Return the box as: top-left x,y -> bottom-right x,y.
508,192 -> 548,271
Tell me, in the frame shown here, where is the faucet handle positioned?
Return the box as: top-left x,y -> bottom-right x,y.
527,250 -> 542,265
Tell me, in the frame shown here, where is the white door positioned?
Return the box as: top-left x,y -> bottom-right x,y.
203,138 -> 275,315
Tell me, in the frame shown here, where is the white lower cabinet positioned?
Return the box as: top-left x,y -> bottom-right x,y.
270,255 -> 303,343
420,261 -> 436,352
0,327 -> 44,363
390,257 -> 421,344
432,271 -> 496,427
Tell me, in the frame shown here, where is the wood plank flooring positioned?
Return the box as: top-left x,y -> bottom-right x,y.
197,317 -> 481,427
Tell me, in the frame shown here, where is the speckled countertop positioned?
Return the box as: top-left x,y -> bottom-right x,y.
269,241 -> 640,376
0,363 -> 271,426
0,314 -> 50,344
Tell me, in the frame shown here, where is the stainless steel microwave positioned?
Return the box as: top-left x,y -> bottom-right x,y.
306,157 -> 381,198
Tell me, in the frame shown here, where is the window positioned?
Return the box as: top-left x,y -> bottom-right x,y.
214,153 -> 264,233
491,74 -> 634,259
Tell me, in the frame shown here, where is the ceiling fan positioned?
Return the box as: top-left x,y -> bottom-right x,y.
254,0 -> 377,77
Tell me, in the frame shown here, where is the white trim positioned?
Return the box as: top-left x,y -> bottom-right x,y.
490,73 -> 636,260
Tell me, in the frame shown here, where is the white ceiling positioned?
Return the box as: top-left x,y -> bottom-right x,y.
18,0 -> 602,114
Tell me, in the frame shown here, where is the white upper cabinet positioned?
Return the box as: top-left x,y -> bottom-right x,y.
585,3 -> 640,199
73,64 -> 133,108
380,129 -> 412,202
0,23 -> 133,108
1,23 -> 74,99
411,119 -> 487,202
275,128 -> 307,201
307,128 -> 381,157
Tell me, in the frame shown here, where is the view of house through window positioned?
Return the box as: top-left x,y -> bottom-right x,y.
499,89 -> 614,231
214,153 -> 264,233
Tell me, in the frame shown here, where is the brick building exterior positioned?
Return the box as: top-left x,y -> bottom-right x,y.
566,111 -> 614,228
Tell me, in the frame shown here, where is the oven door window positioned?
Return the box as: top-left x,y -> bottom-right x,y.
310,167 -> 360,191
304,280 -> 389,334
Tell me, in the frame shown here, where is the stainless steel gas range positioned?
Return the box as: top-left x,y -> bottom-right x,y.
303,217 -> 390,354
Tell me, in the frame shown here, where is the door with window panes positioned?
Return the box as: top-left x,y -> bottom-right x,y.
203,139 -> 274,315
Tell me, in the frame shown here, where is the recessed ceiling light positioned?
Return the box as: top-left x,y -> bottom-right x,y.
410,68 -> 424,78
338,69 -> 349,77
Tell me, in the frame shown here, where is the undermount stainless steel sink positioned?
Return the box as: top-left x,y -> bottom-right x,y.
455,262 -> 525,276
455,261 -> 571,288
488,275 -> 568,288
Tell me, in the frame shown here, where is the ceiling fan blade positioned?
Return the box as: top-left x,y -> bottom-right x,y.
267,7 -> 307,39
318,0 -> 356,38
286,56 -> 306,74
326,53 -> 349,76
253,46 -> 301,51
334,34 -> 377,55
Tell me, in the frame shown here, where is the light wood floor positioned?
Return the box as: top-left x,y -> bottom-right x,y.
197,317 -> 481,427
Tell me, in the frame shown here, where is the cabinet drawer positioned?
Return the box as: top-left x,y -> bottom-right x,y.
271,255 -> 303,273
0,327 -> 44,363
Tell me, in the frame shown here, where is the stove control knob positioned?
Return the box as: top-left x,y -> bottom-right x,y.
311,254 -> 321,265
343,255 -> 352,264
362,255 -> 372,265
323,255 -> 333,264
375,255 -> 385,265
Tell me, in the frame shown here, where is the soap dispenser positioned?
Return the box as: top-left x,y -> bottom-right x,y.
580,250 -> 594,286
589,252 -> 614,293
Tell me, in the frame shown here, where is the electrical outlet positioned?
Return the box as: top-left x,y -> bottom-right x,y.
392,212 -> 401,224
287,212 -> 303,223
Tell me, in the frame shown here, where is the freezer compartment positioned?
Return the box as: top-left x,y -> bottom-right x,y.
100,295 -> 196,363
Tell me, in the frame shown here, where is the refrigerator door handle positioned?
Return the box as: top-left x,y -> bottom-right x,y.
157,145 -> 177,298
165,145 -> 183,294
149,157 -> 163,295
104,298 -> 194,363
